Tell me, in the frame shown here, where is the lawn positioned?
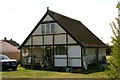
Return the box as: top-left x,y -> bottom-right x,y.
1,55 -> 111,78
0,65 -> 108,78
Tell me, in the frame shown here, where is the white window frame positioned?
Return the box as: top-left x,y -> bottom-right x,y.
41,23 -> 55,34
41,25 -> 45,34
55,46 -> 66,55
46,24 -> 50,34
51,23 -> 55,34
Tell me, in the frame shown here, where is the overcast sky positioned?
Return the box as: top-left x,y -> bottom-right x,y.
0,0 -> 119,45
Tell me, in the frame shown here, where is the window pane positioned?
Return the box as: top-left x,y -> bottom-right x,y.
55,47 -> 59,55
59,46 -> 66,55
55,46 -> 66,55
41,25 -> 45,34
51,23 -> 55,34
46,24 -> 50,34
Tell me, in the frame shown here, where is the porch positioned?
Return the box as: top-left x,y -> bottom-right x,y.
20,45 -> 82,69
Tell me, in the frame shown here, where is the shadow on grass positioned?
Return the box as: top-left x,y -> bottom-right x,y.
39,66 -> 104,74
1,64 -> 105,75
0,69 -> 18,72
77,69 -> 103,74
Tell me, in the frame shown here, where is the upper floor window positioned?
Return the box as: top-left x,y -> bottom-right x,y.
51,23 -> 55,34
41,23 -> 55,34
46,24 -> 50,34
41,25 -> 45,34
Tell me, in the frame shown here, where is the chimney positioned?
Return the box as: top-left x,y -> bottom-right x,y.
47,7 -> 49,11
4,37 -> 7,41
10,39 -> 12,41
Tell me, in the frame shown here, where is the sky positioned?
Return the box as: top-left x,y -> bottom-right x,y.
0,0 -> 119,45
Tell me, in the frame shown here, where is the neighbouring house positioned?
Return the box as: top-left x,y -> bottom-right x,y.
0,40 -> 20,61
3,37 -> 20,48
19,9 -> 108,70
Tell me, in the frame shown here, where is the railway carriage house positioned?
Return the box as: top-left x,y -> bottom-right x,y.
19,9 -> 107,70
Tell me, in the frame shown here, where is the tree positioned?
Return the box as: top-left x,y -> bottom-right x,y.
107,18 -> 120,79
116,1 -> 120,9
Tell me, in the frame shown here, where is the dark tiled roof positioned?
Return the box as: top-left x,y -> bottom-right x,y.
48,10 -> 106,47
4,40 -> 20,47
19,10 -> 107,49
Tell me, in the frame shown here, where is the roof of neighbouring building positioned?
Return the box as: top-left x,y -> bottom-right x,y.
0,41 -> 20,53
3,37 -> 20,47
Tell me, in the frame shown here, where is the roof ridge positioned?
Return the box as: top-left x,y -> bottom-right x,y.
19,9 -> 107,49
47,10 -> 107,47
48,10 -> 80,23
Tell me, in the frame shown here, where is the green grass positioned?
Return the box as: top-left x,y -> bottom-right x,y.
1,55 -> 111,78
0,65 -> 108,78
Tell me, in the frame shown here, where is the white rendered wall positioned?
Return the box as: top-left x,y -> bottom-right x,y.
68,45 -> 81,67
54,55 -> 67,66
83,48 -> 106,66
32,25 -> 41,35
43,15 -> 54,21
33,36 -> 42,45
25,37 -> 31,45
54,35 -> 66,44
55,23 -> 66,33
83,48 -> 96,66
44,36 -> 53,44
68,35 -> 76,44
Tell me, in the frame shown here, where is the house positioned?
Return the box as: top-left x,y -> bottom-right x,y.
19,8 -> 107,70
0,40 -> 20,61
3,37 -> 20,48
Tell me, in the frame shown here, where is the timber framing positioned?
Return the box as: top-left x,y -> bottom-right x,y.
20,9 -> 108,69
19,9 -> 107,49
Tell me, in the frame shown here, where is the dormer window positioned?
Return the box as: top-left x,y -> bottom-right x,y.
41,23 -> 55,34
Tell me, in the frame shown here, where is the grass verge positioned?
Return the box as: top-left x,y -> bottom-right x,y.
1,65 -> 108,78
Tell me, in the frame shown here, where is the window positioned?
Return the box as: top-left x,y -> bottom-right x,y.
46,24 -> 50,34
55,46 -> 66,55
41,23 -> 55,34
82,48 -> 86,56
51,23 -> 55,34
41,25 -> 45,34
